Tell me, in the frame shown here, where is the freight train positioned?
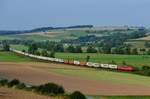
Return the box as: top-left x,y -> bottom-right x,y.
10,49 -> 135,71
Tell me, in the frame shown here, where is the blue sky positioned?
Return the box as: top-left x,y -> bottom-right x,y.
0,0 -> 150,30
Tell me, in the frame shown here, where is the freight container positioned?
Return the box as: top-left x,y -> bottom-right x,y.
80,61 -> 87,66
100,64 -> 109,68
64,60 -> 69,64
109,64 -> 118,69
74,61 -> 80,65
93,63 -> 100,68
68,60 -> 74,64
86,62 -> 94,67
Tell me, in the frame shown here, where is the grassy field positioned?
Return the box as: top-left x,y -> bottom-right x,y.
11,44 -> 150,67
0,51 -> 33,62
125,41 -> 146,48
10,44 -> 29,51
0,35 -> 17,40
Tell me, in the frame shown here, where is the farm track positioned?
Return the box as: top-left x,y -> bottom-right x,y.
0,62 -> 150,95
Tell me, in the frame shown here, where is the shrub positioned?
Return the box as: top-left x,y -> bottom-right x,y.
8,79 -> 20,87
142,65 -> 150,71
69,91 -> 86,99
16,83 -> 26,89
36,83 -> 65,95
0,79 -> 8,86
145,69 -> 150,76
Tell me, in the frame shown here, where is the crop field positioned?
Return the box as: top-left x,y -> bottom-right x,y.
10,44 -> 150,67
0,30 -> 89,41
125,41 -> 146,48
0,87 -> 63,99
0,29 -> 130,41
0,62 -> 150,96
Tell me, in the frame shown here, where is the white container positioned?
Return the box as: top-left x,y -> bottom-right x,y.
74,61 -> 80,65
100,64 -> 109,68
109,64 -> 118,69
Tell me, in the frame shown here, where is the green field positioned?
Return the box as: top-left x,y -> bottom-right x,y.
0,51 -> 33,62
10,44 -> 29,51
11,44 -> 150,67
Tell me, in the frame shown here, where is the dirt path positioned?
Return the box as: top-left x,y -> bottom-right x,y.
0,62 -> 150,95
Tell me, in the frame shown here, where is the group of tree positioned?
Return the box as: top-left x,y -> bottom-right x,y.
141,66 -> 150,76
0,78 -> 86,99
66,45 -> 83,53
0,41 -> 10,51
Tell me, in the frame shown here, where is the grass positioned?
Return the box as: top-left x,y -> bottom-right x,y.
0,35 -> 16,40
10,44 -> 28,51
11,44 -> 150,67
0,51 -> 33,62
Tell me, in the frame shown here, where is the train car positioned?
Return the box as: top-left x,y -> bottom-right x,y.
117,66 -> 134,71
80,61 -> 87,66
109,64 -> 118,69
74,61 -> 80,65
92,63 -> 100,68
57,59 -> 64,63
47,57 -> 55,61
86,62 -> 94,67
100,64 -> 109,68
68,60 -> 74,65
64,60 -> 69,64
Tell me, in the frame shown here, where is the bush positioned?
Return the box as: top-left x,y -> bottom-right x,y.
8,79 -> 20,87
142,66 -> 150,71
70,91 -> 86,99
16,83 -> 26,89
36,83 -> 65,95
0,79 -> 8,86
145,69 -> 150,76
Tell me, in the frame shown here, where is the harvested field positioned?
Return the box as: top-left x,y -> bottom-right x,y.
0,62 -> 150,95
0,87 -> 63,99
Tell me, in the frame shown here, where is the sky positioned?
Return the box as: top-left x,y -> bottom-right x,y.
0,0 -> 150,30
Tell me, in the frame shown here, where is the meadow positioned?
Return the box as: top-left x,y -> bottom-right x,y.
11,44 -> 150,67
0,51 -> 33,62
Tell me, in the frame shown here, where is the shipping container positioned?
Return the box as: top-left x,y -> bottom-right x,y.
64,60 -> 69,64
74,61 -> 80,65
80,61 -> 87,66
109,64 -> 118,69
100,64 -> 109,68
93,63 -> 100,68
68,60 -> 74,64
86,62 -> 94,67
